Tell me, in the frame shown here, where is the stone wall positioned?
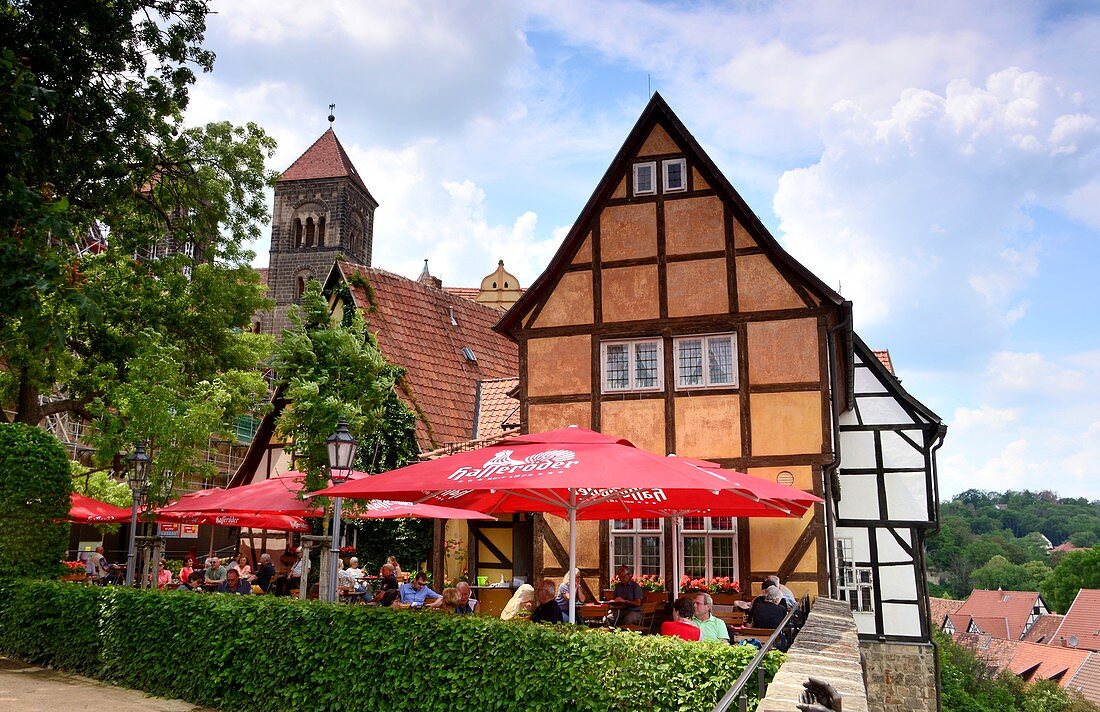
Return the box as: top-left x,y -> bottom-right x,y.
861,640 -> 938,712
758,598 -> 870,712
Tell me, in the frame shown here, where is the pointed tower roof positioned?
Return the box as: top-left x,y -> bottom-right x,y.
278,128 -> 376,202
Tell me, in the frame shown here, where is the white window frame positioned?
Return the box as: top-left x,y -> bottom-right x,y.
836,538 -> 875,613
662,158 -> 687,193
610,518 -> 664,580
633,161 -> 657,196
679,516 -> 739,582
601,338 -> 663,393
673,333 -> 738,390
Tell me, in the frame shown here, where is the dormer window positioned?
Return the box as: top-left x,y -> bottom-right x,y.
633,162 -> 656,196
663,158 -> 687,192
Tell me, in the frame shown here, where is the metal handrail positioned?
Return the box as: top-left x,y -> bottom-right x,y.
712,596 -> 808,712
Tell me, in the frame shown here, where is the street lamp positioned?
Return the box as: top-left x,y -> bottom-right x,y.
124,442 -> 150,586
326,417 -> 358,601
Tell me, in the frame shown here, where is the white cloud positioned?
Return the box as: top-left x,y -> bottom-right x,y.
773,68 -> 1100,359
951,405 -> 1020,432
1062,421 -> 1100,484
986,351 -> 1087,395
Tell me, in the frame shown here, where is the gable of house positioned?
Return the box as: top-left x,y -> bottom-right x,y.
1051,589 -> 1100,652
956,589 -> 1046,640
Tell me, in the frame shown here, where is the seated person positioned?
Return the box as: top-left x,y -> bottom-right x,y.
371,563 -> 400,603
766,574 -> 797,608
155,560 -> 172,589
254,553 -> 276,593
176,570 -> 204,592
454,581 -> 478,615
692,593 -> 730,643
661,596 -> 702,641
531,578 -> 564,624
556,568 -> 585,614
500,584 -> 535,620
233,554 -> 253,582
275,549 -> 303,596
604,565 -> 643,627
217,568 -> 252,595
179,556 -> 196,585
439,587 -> 461,613
204,557 -> 228,587
747,585 -> 789,629
398,572 -> 442,608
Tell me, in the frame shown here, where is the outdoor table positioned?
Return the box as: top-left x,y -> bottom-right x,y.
339,590 -> 367,604
579,603 -> 610,627
202,581 -> 222,591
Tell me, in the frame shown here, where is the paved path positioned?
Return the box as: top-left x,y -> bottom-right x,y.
0,657 -> 212,711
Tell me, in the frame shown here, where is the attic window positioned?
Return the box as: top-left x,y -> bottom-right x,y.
504,281 -> 509,288
449,307 -> 458,326
462,347 -> 477,363
633,162 -> 656,196
663,158 -> 687,192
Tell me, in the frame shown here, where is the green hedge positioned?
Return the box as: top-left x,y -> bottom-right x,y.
0,579 -> 783,711
0,423 -> 71,578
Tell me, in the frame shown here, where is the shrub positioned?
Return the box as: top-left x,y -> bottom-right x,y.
0,579 -> 782,711
0,423 -> 71,578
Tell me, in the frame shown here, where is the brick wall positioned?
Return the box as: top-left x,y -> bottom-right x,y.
861,641 -> 939,712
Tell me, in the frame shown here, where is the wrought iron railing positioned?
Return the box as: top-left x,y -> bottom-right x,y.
712,595 -> 811,712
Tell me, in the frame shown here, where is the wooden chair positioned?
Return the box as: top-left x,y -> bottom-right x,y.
621,601 -> 658,634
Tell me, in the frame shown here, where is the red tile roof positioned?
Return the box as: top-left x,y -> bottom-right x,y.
475,377 -> 520,440
954,633 -> 1020,672
444,287 -> 481,301
278,129 -> 374,200
1009,641 -> 1091,685
1023,614 -> 1065,644
929,597 -> 964,630
872,349 -> 894,374
972,616 -> 1012,639
337,263 -> 518,449
1066,653 -> 1100,706
1054,541 -> 1084,553
1051,590 -> 1100,652
956,590 -> 1043,640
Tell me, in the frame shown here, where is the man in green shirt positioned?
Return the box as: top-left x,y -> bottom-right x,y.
693,592 -> 730,643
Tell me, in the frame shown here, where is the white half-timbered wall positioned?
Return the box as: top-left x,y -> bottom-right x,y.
834,335 -> 945,642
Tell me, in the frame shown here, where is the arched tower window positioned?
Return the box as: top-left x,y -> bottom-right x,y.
317,217 -> 326,247
305,217 -> 315,247
294,218 -> 303,248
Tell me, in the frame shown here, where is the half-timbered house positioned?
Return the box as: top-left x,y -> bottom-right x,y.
493,93 -> 945,708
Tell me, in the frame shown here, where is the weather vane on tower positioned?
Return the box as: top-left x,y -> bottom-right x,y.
328,103 -> 336,125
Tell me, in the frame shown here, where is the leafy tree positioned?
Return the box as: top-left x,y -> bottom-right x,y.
271,280 -> 399,492
1,1 -> 276,486
971,556 -> 1033,591
1040,548 -> 1100,613
70,461 -> 131,509
1069,531 -> 1098,548
0,424 -> 70,577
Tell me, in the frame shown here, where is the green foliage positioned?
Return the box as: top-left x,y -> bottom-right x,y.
0,424 -> 71,578
1040,547 -> 1100,613
927,490 -> 1100,598
937,631 -> 1099,712
272,281 -> 401,492
70,461 -> 132,509
0,579 -> 783,711
0,1 -> 277,479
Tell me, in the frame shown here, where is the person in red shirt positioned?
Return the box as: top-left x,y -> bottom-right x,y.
661,596 -> 702,641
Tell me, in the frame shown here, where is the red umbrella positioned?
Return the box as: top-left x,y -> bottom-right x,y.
343,499 -> 495,521
69,492 -> 132,524
156,509 -> 311,532
312,426 -> 820,621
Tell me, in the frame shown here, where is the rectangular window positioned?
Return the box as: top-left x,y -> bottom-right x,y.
611,519 -> 664,579
836,538 -> 875,613
602,339 -> 663,393
679,517 -> 739,582
663,158 -> 687,192
633,162 -> 656,196
674,333 -> 737,389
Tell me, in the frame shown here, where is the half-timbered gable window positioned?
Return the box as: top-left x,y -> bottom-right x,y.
662,158 -> 687,192
601,338 -> 663,392
681,516 -> 738,581
611,518 -> 663,579
674,333 -> 737,389
632,161 -> 657,196
837,538 -> 875,613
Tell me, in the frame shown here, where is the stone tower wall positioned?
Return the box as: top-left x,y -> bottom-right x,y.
262,176 -> 376,335
861,641 -> 939,712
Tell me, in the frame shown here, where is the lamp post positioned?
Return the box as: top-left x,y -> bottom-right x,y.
124,442 -> 150,587
326,417 -> 358,602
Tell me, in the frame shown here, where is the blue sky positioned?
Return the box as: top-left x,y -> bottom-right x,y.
187,0 -> 1100,502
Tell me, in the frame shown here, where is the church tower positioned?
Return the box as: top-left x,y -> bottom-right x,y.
263,127 -> 378,334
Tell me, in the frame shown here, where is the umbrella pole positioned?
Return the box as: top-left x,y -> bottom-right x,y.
671,515 -> 679,601
568,489 -> 577,625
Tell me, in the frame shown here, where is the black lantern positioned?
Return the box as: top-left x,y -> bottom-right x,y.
127,441 -> 151,495
326,417 -> 358,483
